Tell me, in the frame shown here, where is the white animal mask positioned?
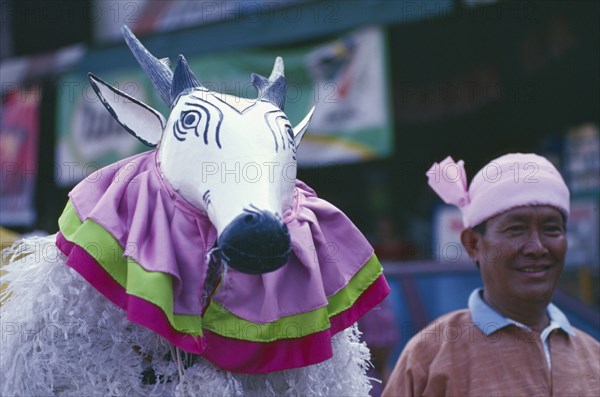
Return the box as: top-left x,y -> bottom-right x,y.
89,26 -> 315,274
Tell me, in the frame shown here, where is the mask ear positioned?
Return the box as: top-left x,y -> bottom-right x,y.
293,106 -> 315,147
88,73 -> 165,147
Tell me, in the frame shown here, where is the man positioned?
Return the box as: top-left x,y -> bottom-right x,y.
382,153 -> 600,397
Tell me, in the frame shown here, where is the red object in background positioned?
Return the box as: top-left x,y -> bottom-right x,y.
0,86 -> 40,226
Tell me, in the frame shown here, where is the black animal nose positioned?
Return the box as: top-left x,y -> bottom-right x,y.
216,209 -> 291,274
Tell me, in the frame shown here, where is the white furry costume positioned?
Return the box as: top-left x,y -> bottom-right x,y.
1,236 -> 374,396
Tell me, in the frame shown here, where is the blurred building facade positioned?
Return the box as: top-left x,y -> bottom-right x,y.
1,0 -> 598,360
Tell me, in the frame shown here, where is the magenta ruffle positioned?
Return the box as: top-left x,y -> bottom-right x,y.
57,232 -> 390,373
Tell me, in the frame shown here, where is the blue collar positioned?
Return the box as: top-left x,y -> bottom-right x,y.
468,288 -> 576,336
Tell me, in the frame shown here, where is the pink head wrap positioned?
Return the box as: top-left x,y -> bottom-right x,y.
426,153 -> 570,228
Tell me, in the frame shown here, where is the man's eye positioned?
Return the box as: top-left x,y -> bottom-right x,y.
505,225 -> 524,233
544,225 -> 563,234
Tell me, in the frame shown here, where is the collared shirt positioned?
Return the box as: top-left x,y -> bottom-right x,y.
382,289 -> 600,397
468,288 -> 576,368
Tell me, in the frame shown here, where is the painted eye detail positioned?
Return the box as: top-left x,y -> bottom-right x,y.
285,125 -> 294,139
181,110 -> 201,128
285,124 -> 296,154
174,101 -> 217,144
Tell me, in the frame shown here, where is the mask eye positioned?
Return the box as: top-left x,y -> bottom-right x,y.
181,110 -> 201,128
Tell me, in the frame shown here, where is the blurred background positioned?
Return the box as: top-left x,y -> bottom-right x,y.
1,0 -> 598,394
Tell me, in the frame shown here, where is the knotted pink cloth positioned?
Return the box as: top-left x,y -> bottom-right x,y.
427,153 -> 570,228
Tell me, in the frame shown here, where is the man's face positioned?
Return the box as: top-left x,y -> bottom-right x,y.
470,206 -> 567,309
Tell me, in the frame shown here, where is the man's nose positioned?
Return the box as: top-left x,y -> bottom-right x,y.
522,230 -> 549,257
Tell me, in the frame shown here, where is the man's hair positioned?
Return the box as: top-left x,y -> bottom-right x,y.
472,222 -> 486,236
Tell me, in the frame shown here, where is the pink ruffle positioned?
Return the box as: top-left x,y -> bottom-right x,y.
68,150 -> 376,324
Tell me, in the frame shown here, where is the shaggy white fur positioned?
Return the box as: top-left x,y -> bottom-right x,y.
0,235 -> 373,396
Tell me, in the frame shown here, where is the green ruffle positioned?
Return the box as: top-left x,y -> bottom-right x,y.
59,199 -> 384,342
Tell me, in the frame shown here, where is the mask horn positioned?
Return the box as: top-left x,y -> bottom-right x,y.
171,55 -> 203,102
122,25 -> 173,106
251,57 -> 286,110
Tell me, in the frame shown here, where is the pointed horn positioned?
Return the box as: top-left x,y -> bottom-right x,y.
251,73 -> 269,92
159,57 -> 171,68
171,55 -> 202,103
269,56 -> 285,81
251,57 -> 286,110
121,25 -> 173,106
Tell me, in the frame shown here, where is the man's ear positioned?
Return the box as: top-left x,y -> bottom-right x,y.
461,228 -> 481,263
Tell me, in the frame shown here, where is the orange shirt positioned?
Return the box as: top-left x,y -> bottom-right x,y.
383,309 -> 600,397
